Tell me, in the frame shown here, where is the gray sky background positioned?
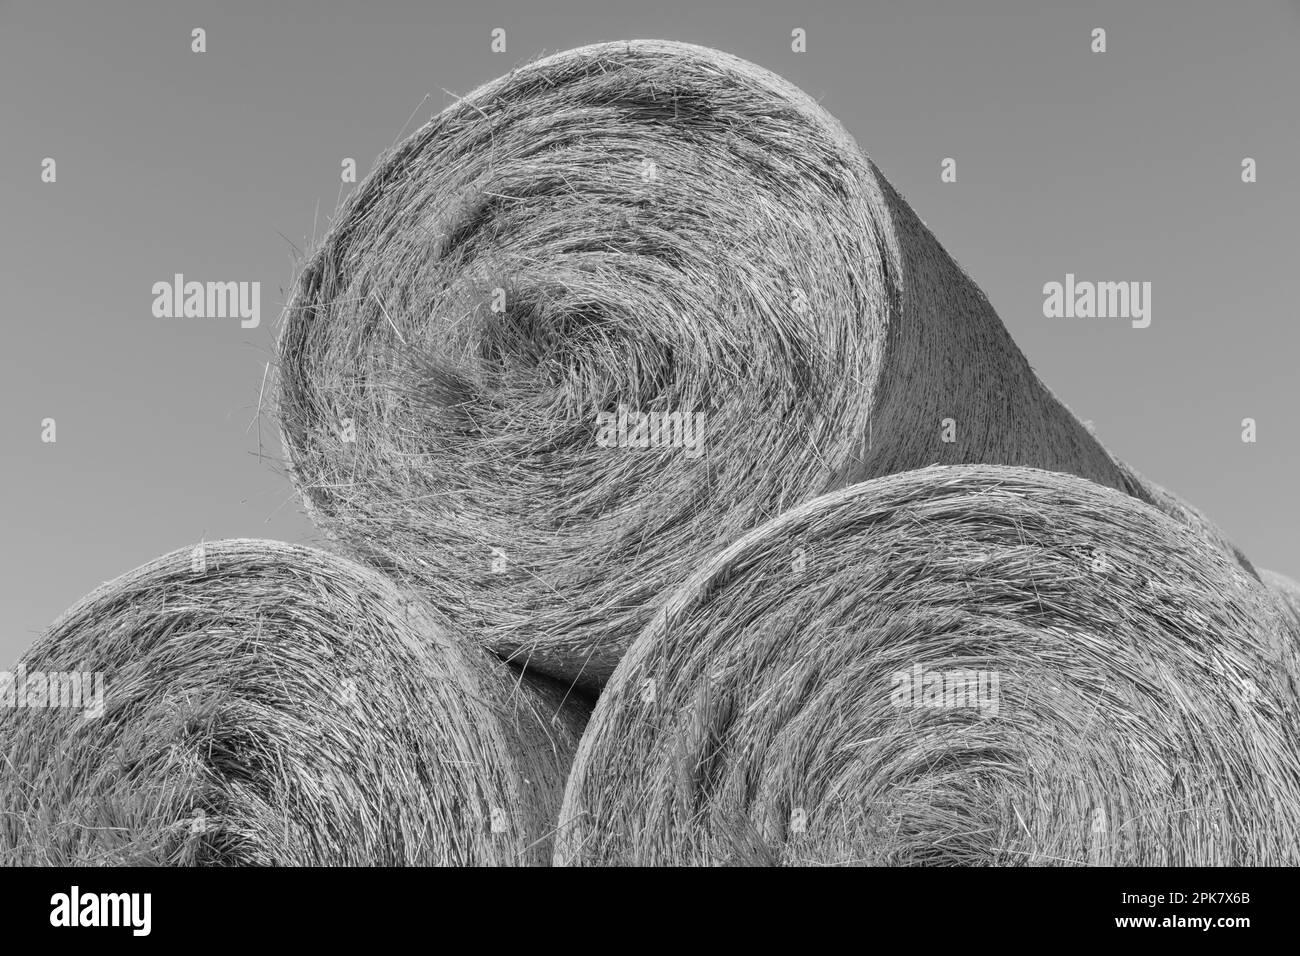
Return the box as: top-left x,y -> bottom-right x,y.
3,0 -> 1297,665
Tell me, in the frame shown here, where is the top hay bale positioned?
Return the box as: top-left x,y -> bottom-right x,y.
276,38 -> 1249,690
0,539 -> 588,866
557,465 -> 1300,866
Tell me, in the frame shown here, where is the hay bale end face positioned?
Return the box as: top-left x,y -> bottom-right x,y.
556,465 -> 1300,866
275,39 -> 1240,691
0,539 -> 588,866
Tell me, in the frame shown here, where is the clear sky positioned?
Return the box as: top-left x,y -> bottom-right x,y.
3,0 -> 1297,664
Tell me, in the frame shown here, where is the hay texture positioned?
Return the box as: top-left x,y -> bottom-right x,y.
1110,457 -> 1257,576
276,38 -> 1247,690
1261,568 -> 1300,625
556,465 -> 1300,866
0,539 -> 588,866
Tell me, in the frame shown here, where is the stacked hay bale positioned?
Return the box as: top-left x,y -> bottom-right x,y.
0,540 -> 587,866
6,40 -> 1283,869
556,466 -> 1300,866
1110,458 -> 1258,576
275,39 -> 1249,691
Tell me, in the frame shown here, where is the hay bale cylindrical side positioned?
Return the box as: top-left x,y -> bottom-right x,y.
276,39 -> 1246,690
0,539 -> 588,866
556,465 -> 1300,866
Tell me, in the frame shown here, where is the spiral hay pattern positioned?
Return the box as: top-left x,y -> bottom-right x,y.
556,465 -> 1300,866
276,39 -> 1248,690
0,540 -> 588,866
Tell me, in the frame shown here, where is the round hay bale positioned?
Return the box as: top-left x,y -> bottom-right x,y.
1261,568 -> 1300,625
275,38 -> 1243,690
556,465 -> 1300,866
1110,457 -> 1257,577
0,539 -> 588,866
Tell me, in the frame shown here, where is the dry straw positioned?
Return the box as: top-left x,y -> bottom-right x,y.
1261,568 -> 1300,625
556,465 -> 1300,866
0,539 -> 588,866
276,39 -> 1250,689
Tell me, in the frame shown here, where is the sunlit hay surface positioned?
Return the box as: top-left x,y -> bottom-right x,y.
0,539 -> 588,866
1260,568 -> 1300,627
556,465 -> 1300,866
276,38 -> 1243,691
